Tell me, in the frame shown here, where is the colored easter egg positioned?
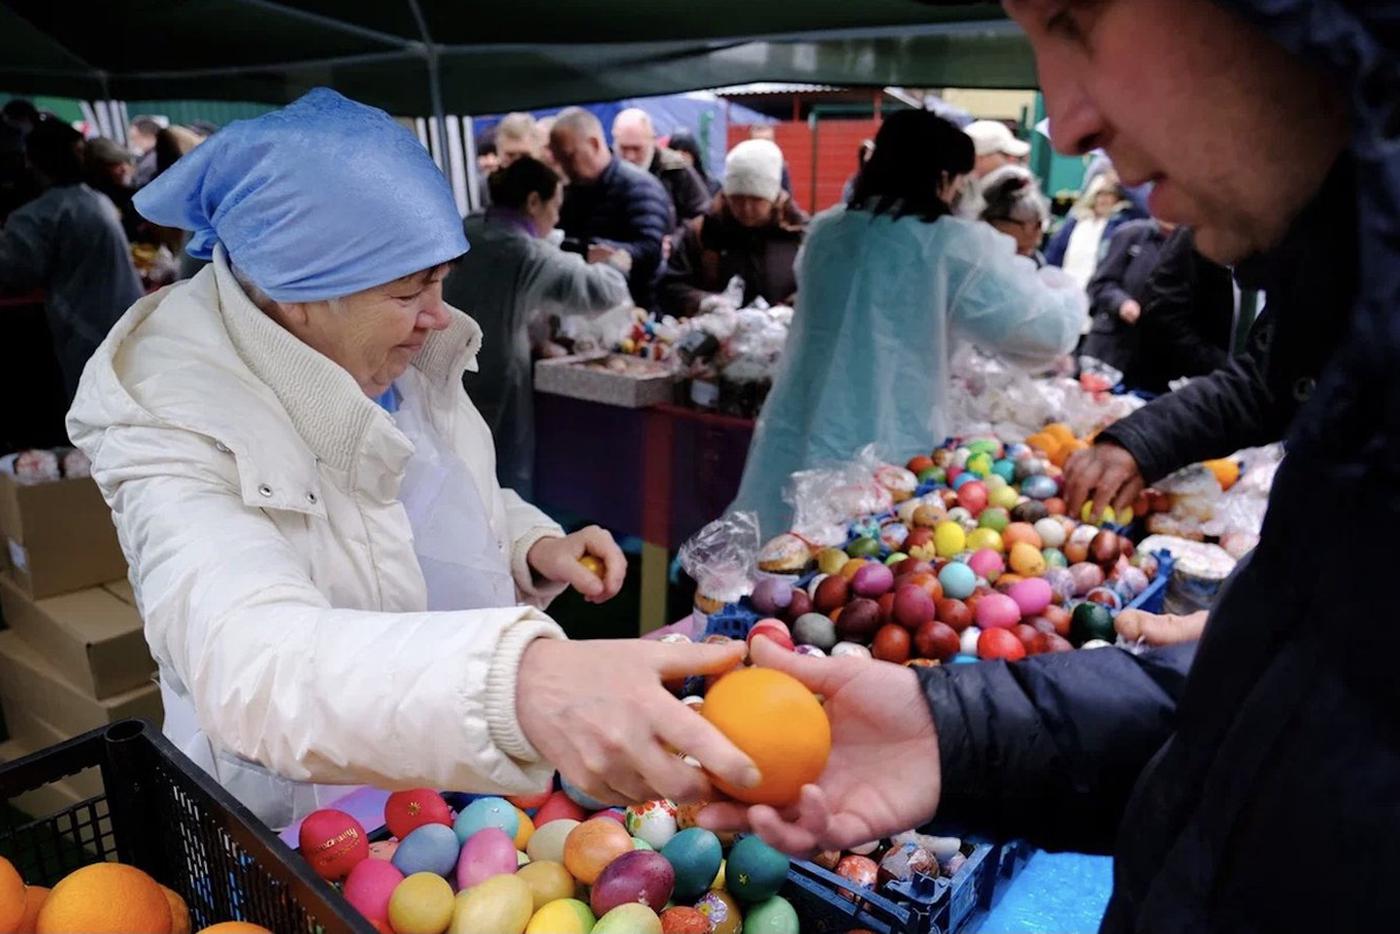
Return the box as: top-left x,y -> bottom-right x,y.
455,797 -> 521,844
695,890 -> 742,934
456,826 -> 518,889
750,577 -> 794,616
386,789 -> 454,842
938,562 -> 976,600
516,860 -> 576,912
742,896 -> 800,934
299,808 -> 369,881
1008,541 -> 1047,577
966,548 -> 1004,580
448,873 -> 533,934
660,827 -> 723,901
933,521 -> 966,558
512,809 -> 535,851
590,850 -> 676,917
593,903 -> 664,934
344,858 -> 404,930
526,899 -> 596,934
562,776 -> 612,811
974,593 -> 1021,630
388,872 -> 455,934
660,905 -> 712,934
624,800 -> 679,850
1008,577 -> 1053,616
393,823 -> 460,879
725,836 -> 790,904
526,819 -> 580,865
534,792 -> 588,827
850,562 -> 895,598
792,613 -> 837,650
564,818 -> 634,885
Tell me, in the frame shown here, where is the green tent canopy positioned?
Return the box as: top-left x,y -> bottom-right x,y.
0,1 -> 1033,113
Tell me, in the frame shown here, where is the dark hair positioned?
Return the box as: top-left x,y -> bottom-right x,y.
667,130 -> 708,179
477,131 -> 497,158
2,99 -> 40,125
847,111 -> 974,222
25,117 -> 84,185
488,155 -> 561,210
130,116 -> 161,137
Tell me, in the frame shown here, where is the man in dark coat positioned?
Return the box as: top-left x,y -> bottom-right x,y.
1082,218 -> 1173,372
699,1 -> 1397,930
613,108 -> 711,223
551,107 -> 673,309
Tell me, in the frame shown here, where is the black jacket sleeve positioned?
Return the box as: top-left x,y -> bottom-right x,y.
1099,313 -> 1283,483
613,177 -> 672,293
1086,227 -> 1139,320
918,642 -> 1195,854
670,166 -> 712,222
1136,232 -> 1232,381
656,222 -> 711,317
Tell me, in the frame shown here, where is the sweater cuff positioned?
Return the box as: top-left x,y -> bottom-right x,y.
512,526 -> 569,607
485,616 -> 567,763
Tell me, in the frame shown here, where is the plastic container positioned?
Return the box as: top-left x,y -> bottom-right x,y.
0,719 -> 373,933
787,841 -> 1003,934
1124,551 -> 1174,615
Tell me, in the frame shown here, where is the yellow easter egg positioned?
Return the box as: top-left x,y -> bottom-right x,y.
514,809 -> 535,851
449,874 -> 533,934
516,860 -> 577,912
816,548 -> 849,576
389,872 -> 455,934
966,528 -> 1004,554
1009,541 -> 1047,577
594,903 -> 662,934
933,522 -> 966,559
526,898 -> 596,934
712,858 -> 726,890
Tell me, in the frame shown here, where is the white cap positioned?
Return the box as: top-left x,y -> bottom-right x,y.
964,120 -> 1031,158
723,139 -> 784,202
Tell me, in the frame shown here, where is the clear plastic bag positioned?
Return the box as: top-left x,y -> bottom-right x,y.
679,511 -> 762,605
784,445 -> 894,546
1201,444 -> 1282,558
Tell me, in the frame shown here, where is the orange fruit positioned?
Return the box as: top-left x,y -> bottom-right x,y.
196,925 -> 273,934
1044,423 -> 1076,445
17,886 -> 48,934
0,857 -> 24,934
36,863 -> 172,933
161,886 -> 191,934
701,667 -> 831,806
1202,458 -> 1240,491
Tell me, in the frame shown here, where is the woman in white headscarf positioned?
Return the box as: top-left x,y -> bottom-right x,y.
67,89 -> 755,828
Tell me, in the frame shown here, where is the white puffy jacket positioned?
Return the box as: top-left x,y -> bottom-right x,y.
67,246 -> 567,828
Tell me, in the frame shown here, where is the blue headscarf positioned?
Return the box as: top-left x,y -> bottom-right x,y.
133,88 -> 469,302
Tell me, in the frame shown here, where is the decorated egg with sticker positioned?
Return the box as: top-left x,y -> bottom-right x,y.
624,800 -> 679,850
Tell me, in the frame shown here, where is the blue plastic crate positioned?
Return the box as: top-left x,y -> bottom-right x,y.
1123,551 -> 1174,615
702,602 -> 762,640
787,841 -> 1004,934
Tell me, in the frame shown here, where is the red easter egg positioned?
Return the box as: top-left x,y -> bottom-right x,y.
299,808 -> 369,881
977,628 -> 1027,662
748,619 -> 795,651
384,788 -> 453,841
508,790 -> 553,810
535,790 -> 589,826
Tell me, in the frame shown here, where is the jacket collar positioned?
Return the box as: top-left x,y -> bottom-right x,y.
212,245 -> 482,475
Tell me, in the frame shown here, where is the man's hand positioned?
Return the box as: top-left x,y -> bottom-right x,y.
1119,298 -> 1142,324
516,639 -> 757,805
1064,442 -> 1146,517
697,639 -> 941,856
526,526 -> 626,603
1116,609 -> 1208,646
587,243 -> 621,265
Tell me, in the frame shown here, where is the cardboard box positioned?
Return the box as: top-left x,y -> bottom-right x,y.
0,575 -> 154,699
535,354 -> 676,408
0,474 -> 127,599
0,630 -> 160,738
0,704 -> 104,799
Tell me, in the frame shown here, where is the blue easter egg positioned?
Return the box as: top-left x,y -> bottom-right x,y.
938,562 -> 977,600
950,653 -> 980,665
453,796 -> 520,844
1022,475 -> 1058,501
991,459 -> 1016,483
950,472 -> 977,492
392,823 -> 460,877
661,827 -> 723,900
561,775 -> 610,811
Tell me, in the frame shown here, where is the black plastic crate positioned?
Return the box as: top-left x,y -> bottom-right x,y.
0,719 -> 374,933
786,841 -> 1004,934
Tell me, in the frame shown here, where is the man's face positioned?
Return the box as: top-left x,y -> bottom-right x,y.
975,151 -> 1012,178
1004,0 -> 1347,263
613,123 -> 655,168
128,128 -> 156,154
551,128 -> 608,184
498,135 -> 535,168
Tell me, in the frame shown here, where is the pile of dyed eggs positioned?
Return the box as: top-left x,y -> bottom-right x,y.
298,779 -> 800,934
747,436 -> 1162,663
808,830 -> 975,902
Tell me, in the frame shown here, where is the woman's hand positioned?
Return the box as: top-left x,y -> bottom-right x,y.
1116,608 -> 1208,646
527,526 -> 626,603
698,639 -> 942,856
516,639 -> 759,806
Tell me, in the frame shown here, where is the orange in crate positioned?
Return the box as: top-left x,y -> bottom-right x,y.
35,863 -> 172,933
701,667 -> 831,806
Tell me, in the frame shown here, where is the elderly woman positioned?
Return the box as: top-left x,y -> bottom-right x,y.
66,90 -> 753,828
979,164 -> 1051,266
657,139 -> 808,317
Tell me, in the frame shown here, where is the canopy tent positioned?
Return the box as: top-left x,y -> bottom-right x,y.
0,2 -> 1032,114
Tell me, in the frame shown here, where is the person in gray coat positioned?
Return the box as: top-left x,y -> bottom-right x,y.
0,118 -> 143,402
448,156 -> 631,499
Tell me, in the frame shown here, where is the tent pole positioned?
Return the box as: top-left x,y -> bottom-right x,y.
406,0 -> 452,183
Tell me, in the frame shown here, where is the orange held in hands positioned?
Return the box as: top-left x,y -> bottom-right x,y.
701,665 -> 831,806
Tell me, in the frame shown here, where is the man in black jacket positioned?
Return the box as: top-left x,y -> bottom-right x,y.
700,1 -> 1398,930
551,107 -> 673,309
612,108 -> 711,224
1082,218 -> 1172,372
